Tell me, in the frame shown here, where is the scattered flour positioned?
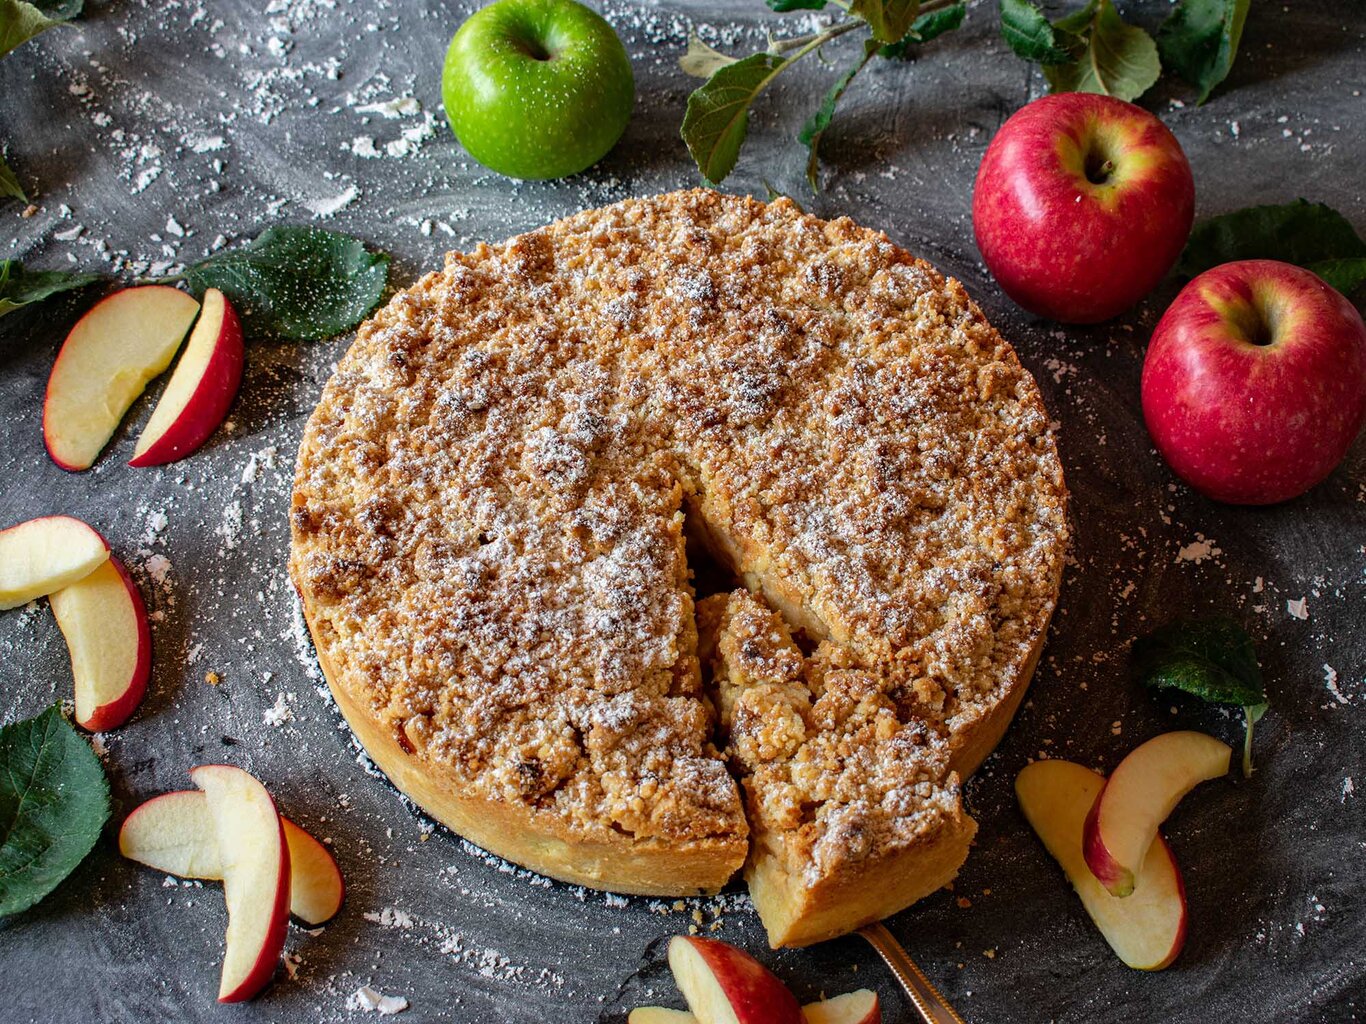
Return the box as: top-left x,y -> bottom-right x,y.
264,691 -> 295,726
305,184 -> 358,219
349,985 -> 408,1015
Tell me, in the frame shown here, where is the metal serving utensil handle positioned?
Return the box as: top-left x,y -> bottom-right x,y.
858,922 -> 969,1024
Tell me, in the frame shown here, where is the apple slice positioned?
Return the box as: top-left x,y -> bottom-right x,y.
281,818 -> 345,925
119,790 -> 344,925
43,285 -> 200,471
667,936 -> 804,1024
118,789 -> 225,879
801,990 -> 881,1024
49,556 -> 150,731
130,287 -> 244,467
629,990 -> 879,1024
0,515 -> 109,610
1017,760 -> 1187,970
189,765 -> 291,1003
629,1010 -> 697,1024
1083,731 -> 1230,896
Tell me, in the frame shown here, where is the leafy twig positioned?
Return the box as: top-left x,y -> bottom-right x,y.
680,0 -> 969,189
1000,0 -> 1251,104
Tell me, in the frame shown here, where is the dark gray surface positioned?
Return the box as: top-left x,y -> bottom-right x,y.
1,1 -> 1363,1021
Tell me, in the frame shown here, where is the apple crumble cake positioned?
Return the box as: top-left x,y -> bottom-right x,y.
290,189 -> 1068,947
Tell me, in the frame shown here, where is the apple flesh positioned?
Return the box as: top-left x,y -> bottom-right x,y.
130,287 -> 244,467
119,790 -> 344,925
189,765 -> 291,1003
280,818 -> 345,925
1017,760 -> 1187,971
1083,731 -> 1230,897
43,285 -> 201,471
48,556 -> 151,732
630,989 -> 879,1024
629,1010 -> 698,1024
798,990 -> 880,1024
442,0 -> 634,180
973,92 -> 1194,323
1141,259 -> 1366,504
0,515 -> 109,610
667,935 -> 803,1024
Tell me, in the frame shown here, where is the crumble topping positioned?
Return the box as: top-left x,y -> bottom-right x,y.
291,189 -> 1067,877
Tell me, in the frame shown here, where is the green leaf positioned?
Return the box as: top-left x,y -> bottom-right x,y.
766,0 -> 828,9
1178,199 -> 1366,295
1043,0 -> 1160,101
999,0 -> 1080,65
680,34 -> 737,80
180,226 -> 390,341
0,150 -> 24,202
0,259 -> 100,317
800,39 -> 879,192
0,706 -> 109,917
1305,258 -> 1366,297
880,3 -> 967,58
851,0 -> 921,44
1134,618 -> 1265,708
681,52 -> 790,185
0,0 -> 81,61
1134,619 -> 1269,778
1158,0 -> 1249,104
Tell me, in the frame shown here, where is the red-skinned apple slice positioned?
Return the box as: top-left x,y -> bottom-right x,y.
43,285 -> 201,471
0,515 -> 109,610
667,935 -> 804,1024
49,555 -> 150,731
119,790 -> 344,925
189,765 -> 291,1003
1083,731 -> 1230,897
130,287 -> 244,467
1017,760 -> 1187,970
801,990 -> 881,1024
281,818 -> 345,925
629,990 -> 879,1024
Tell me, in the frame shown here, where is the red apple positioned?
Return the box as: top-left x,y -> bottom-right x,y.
1017,760 -> 1187,971
120,790 -> 345,926
130,287 -> 244,467
1141,259 -> 1366,504
667,935 -> 803,1024
1082,731 -> 1230,897
49,555 -> 151,732
973,92 -> 1194,323
43,285 -> 201,471
189,765 -> 291,1003
0,515 -> 109,610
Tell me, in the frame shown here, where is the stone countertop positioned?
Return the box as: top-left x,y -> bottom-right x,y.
0,1 -> 1362,1021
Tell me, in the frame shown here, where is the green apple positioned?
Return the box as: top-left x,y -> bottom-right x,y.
442,0 -> 635,180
